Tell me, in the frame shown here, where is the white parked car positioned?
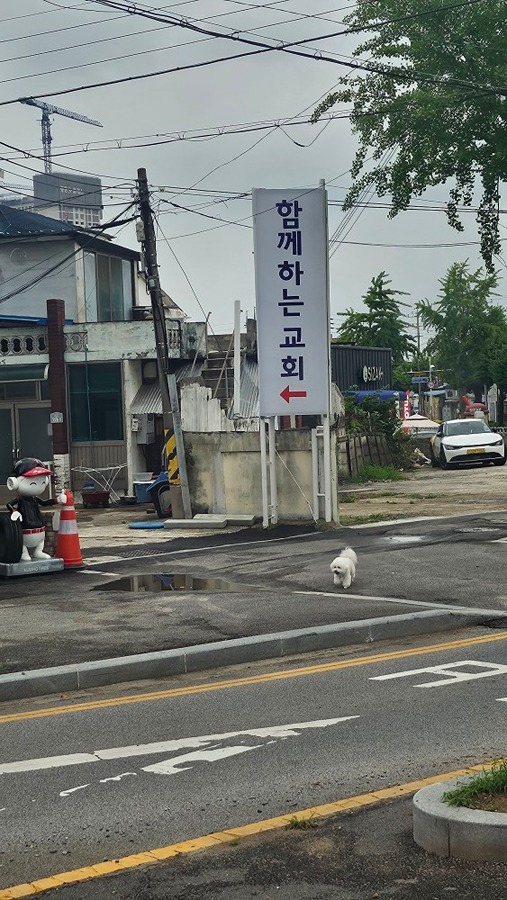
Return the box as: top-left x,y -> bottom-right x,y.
430,419 -> 506,469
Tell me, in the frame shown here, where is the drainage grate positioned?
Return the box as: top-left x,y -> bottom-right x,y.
115,549 -> 159,558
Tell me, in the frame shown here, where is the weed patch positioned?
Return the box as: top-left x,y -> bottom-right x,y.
286,814 -> 318,830
351,464 -> 406,484
443,760 -> 507,810
340,512 -> 401,525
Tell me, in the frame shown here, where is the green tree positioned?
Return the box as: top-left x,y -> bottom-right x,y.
336,271 -> 417,365
417,261 -> 504,396
312,0 -> 507,271
483,314 -> 507,424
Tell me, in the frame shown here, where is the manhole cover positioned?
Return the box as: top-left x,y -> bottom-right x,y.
94,574 -> 258,593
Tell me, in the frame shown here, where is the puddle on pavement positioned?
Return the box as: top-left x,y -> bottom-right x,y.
94,573 -> 257,593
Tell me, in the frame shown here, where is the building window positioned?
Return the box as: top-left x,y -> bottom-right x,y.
96,255 -> 125,321
68,363 -> 123,441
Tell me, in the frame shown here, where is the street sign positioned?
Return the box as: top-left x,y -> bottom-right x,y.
411,377 -> 428,384
252,187 -> 330,417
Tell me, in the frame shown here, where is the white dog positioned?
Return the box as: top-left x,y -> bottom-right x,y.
330,547 -> 358,589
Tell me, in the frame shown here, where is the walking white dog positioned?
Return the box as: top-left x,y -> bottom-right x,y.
330,547 -> 357,589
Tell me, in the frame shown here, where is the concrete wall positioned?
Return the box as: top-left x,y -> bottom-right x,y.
184,429 -> 324,520
181,383 -> 258,433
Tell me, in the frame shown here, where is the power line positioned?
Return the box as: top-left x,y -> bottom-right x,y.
332,239 -> 507,248
0,111 -> 350,160
0,0 -> 500,107
0,4 -> 353,63
85,0 -> 493,95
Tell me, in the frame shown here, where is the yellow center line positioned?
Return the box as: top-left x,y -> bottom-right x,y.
0,757 -> 502,900
2,630 -> 507,724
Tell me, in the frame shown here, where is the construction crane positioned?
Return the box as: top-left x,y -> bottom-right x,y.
19,98 -> 103,174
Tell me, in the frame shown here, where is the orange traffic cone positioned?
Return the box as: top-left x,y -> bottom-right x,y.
54,490 -> 84,568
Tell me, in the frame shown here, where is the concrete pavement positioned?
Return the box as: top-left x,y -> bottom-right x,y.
2,501 -> 507,700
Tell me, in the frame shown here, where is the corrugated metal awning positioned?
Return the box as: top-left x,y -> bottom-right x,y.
130,363 -> 206,415
130,381 -> 162,415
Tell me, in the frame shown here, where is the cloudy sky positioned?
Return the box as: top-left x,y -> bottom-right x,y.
0,0 -> 503,337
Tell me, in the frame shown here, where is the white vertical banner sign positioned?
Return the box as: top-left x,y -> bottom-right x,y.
253,186 -> 333,525
252,187 -> 330,417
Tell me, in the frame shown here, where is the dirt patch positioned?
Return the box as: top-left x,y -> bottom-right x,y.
339,464 -> 507,524
467,792 -> 507,813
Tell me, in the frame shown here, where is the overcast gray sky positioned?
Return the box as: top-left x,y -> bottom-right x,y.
1,0 -> 503,337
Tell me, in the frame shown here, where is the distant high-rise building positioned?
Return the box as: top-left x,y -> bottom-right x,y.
0,171 -> 103,229
33,172 -> 103,228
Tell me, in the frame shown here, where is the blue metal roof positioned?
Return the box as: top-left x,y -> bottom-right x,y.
345,390 -> 401,403
0,203 -> 140,260
0,203 -> 77,237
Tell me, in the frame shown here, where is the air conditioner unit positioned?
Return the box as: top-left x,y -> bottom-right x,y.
132,306 -> 152,321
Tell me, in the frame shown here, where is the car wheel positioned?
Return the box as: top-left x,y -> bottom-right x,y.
0,514 -> 23,564
439,450 -> 449,470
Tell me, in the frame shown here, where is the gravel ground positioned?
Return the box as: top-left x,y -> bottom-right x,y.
339,463 -> 507,525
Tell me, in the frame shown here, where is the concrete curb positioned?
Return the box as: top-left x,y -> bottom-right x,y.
413,777 -> 507,861
0,608 -> 494,702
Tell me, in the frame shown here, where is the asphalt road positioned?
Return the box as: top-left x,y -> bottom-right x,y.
2,630 -> 507,891
5,512 -> 507,672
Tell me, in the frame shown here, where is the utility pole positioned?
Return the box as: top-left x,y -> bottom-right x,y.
136,167 -> 192,519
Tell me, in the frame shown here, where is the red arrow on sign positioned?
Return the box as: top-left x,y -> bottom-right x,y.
280,385 -> 308,404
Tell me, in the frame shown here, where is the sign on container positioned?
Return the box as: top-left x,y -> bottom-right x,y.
252,187 -> 330,417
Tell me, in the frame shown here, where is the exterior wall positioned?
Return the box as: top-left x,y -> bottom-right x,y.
63,320 -> 181,362
0,239 -> 79,319
123,359 -> 147,492
184,429 -> 324,520
331,344 -> 393,391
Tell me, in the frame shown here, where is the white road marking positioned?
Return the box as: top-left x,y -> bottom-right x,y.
143,745 -> 261,775
78,569 -> 123,577
2,753 -> 98,773
370,660 -> 507,688
0,717 -> 358,775
99,772 -> 137,783
59,784 -> 91,797
295,591 -> 442,607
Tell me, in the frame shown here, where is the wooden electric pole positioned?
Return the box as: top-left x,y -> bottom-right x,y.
136,167 -> 192,519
